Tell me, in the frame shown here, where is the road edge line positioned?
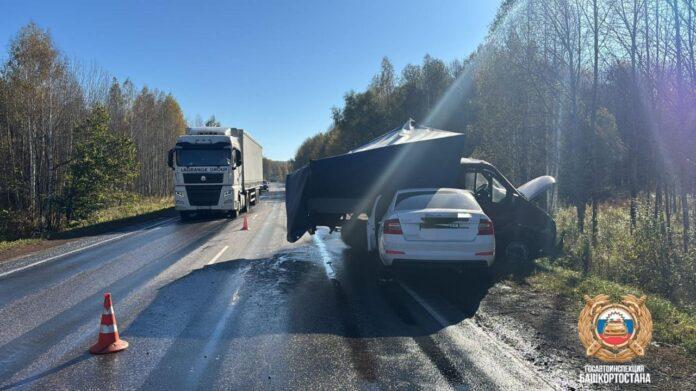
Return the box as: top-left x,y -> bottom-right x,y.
207,245 -> 230,265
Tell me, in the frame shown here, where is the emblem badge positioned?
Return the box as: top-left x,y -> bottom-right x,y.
200,176 -> 207,182
579,294 -> 652,363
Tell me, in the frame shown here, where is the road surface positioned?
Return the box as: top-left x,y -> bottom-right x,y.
0,185 -> 555,390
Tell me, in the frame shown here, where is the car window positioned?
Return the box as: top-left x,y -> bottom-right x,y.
394,190 -> 481,211
475,173 -> 490,190
491,177 -> 507,203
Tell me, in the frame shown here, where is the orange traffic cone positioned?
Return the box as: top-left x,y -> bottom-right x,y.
89,293 -> 129,354
241,215 -> 249,231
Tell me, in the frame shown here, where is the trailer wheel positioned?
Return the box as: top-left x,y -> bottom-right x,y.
341,218 -> 368,252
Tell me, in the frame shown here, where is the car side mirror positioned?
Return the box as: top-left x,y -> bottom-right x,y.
167,149 -> 174,169
234,150 -> 243,167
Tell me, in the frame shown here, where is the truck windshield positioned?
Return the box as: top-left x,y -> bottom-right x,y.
176,149 -> 231,167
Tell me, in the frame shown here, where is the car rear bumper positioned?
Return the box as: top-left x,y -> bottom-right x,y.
391,259 -> 490,268
379,236 -> 495,267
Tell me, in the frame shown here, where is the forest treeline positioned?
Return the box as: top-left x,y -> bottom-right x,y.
0,23 -> 186,239
263,158 -> 292,182
294,0 -> 696,300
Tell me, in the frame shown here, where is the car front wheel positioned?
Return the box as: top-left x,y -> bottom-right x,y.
503,240 -> 531,263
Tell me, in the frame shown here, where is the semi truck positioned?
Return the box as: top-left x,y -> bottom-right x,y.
168,127 -> 263,220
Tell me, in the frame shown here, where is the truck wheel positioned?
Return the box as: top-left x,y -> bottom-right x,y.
227,209 -> 238,219
250,190 -> 257,206
341,219 -> 368,252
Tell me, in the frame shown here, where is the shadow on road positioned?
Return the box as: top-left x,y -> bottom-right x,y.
126,232 -> 498,343
121,226 -> 510,388
177,189 -> 285,224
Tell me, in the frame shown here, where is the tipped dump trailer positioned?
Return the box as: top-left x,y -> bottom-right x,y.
285,120 -> 470,241
168,127 -> 263,219
286,120 -> 558,261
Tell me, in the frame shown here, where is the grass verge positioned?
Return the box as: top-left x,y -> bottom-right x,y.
528,259 -> 696,357
64,196 -> 173,230
0,197 -> 173,257
0,238 -> 42,254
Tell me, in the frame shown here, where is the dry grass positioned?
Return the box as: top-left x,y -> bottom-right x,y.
0,197 -> 173,254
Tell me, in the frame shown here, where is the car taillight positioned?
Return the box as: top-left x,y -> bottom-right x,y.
478,219 -> 494,235
383,219 -> 403,235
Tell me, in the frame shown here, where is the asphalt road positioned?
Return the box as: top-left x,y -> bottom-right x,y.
0,185 -> 555,390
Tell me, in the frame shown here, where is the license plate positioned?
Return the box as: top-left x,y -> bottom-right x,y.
420,222 -> 470,229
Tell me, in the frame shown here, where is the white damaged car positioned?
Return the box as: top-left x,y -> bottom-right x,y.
370,188 -> 495,268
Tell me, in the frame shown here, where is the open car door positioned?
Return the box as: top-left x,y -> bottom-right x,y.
366,195 -> 383,252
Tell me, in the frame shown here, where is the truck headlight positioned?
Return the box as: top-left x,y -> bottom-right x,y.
223,190 -> 233,198
175,191 -> 185,198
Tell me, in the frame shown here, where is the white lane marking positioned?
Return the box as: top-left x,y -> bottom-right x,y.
0,217 -> 179,279
395,279 -> 555,390
312,233 -> 336,279
207,245 -> 229,265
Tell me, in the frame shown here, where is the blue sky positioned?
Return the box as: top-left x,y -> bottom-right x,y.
1,0 -> 500,160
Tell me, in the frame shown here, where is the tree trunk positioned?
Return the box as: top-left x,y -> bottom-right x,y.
591,198 -> 598,245
665,187 -> 672,244
655,183 -> 663,231
681,166 -> 690,252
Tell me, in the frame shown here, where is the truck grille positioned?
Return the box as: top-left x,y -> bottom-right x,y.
183,173 -> 223,184
185,185 -> 222,206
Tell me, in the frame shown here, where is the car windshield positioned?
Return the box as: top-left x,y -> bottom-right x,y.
176,149 -> 231,167
394,190 -> 481,211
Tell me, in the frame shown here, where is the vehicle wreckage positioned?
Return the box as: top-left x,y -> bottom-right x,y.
286,120 -> 558,262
